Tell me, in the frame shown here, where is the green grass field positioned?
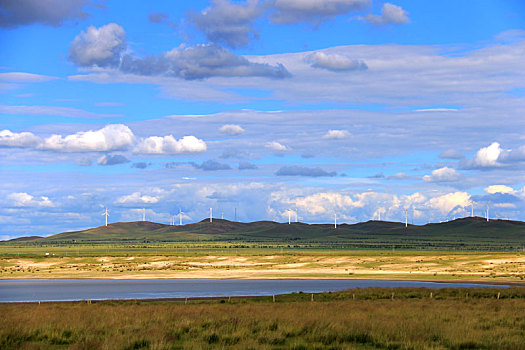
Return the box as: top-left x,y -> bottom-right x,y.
1,288 -> 524,349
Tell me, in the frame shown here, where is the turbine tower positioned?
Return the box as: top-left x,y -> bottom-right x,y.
405,208 -> 408,228
179,208 -> 183,226
102,207 -> 109,227
288,209 -> 291,225
210,207 -> 213,223
471,201 -> 474,217
486,203 -> 490,222
295,207 -> 298,223
234,207 -> 237,222
334,213 -> 337,229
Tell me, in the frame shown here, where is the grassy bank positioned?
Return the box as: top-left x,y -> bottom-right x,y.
2,288 -> 524,349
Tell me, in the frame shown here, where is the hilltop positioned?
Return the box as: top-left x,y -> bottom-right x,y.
7,216 -> 525,251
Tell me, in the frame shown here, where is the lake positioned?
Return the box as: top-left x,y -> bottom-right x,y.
0,279 -> 507,303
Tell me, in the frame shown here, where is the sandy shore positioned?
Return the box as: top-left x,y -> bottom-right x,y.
1,252 -> 524,285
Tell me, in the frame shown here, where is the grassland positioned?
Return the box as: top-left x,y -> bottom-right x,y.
1,249 -> 524,284
1,287 -> 524,349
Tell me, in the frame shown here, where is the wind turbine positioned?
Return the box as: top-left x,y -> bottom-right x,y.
470,201 -> 475,217
485,203 -> 490,222
295,207 -> 298,223
334,213 -> 337,229
404,208 -> 408,228
288,209 -> 291,224
210,207 -> 213,223
102,207 -> 109,227
234,207 -> 237,222
179,208 -> 183,226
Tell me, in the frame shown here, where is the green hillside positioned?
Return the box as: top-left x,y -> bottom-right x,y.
8,216 -> 524,251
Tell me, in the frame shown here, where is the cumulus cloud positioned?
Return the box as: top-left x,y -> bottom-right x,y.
120,44 -> 290,80
423,167 -> 460,182
69,23 -> 127,67
134,135 -> 206,154
97,154 -> 130,166
220,124 -> 245,135
0,0 -> 92,28
365,3 -> 409,25
289,192 -> 359,215
307,52 -> 367,72
238,161 -> 258,170
276,165 -> 337,177
189,0 -> 262,48
0,129 -> 41,147
39,124 -> 135,152
116,192 -> 160,204
190,160 -> 231,171
463,142 -> 503,168
7,192 -> 54,207
269,0 -> 370,25
69,24 -> 290,80
323,129 -> 351,139
427,192 -> 470,215
265,141 -> 289,152
485,185 -> 515,194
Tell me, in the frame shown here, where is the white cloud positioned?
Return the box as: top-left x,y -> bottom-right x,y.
265,141 -> 289,151
39,124 -> 135,152
427,192 -> 470,215
116,192 -> 160,204
292,192 -> 358,215
323,129 -> 351,139
0,105 -> 121,119
220,124 -> 245,135
134,135 -> 207,154
423,167 -> 460,182
484,185 -> 515,194
0,72 -> 57,82
470,142 -> 503,168
69,23 -> 127,67
306,52 -> 367,72
365,3 -> 409,25
7,192 -> 54,207
0,129 -> 41,147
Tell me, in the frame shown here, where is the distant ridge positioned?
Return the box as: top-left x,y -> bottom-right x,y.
5,216 -> 525,250
5,235 -> 42,242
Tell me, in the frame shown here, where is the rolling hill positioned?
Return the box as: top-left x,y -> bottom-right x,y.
7,217 -> 525,250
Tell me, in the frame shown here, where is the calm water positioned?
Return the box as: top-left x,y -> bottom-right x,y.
0,279 -> 507,303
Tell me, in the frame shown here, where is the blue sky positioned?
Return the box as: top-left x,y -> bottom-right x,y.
1,0 -> 525,238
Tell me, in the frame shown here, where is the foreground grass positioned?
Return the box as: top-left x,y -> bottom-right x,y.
1,288 -> 524,349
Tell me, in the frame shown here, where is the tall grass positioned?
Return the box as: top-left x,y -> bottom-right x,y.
1,288 -> 524,349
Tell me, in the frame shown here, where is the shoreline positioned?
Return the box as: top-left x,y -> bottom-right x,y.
1,276 -> 523,286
